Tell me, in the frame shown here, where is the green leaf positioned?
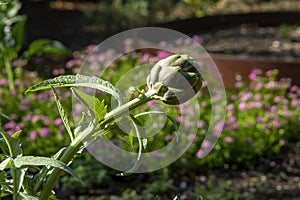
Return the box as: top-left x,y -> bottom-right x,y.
51,87 -> 74,141
71,87 -> 107,122
0,138 -> 9,155
26,39 -> 70,58
0,129 -> 22,157
19,192 -> 39,200
11,130 -> 22,140
11,167 -> 26,197
25,74 -> 123,106
13,156 -> 80,180
0,157 -> 12,170
22,175 -> 34,195
11,15 -> 26,51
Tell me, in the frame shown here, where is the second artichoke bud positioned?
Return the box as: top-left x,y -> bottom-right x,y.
147,54 -> 203,105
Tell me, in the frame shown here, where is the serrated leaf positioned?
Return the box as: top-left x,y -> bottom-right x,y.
25,74 -> 122,106
51,88 -> 74,141
13,156 -> 80,180
71,87 -> 107,122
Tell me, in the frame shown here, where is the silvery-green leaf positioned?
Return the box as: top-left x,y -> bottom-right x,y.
25,74 -> 122,106
13,156 -> 80,180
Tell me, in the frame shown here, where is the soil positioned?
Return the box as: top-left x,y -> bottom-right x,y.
200,24 -> 300,60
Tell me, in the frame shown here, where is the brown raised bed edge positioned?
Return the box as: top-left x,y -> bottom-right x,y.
157,12 -> 300,86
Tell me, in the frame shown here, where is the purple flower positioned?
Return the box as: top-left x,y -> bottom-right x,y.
188,133 -> 197,140
54,118 -> 63,125
202,140 -> 212,148
197,120 -> 206,128
192,35 -> 203,43
164,134 -> 173,141
86,44 -> 97,51
29,131 -> 37,140
234,82 -> 243,88
270,105 -> 277,112
253,94 -> 261,100
223,136 -> 234,143
240,92 -> 252,102
176,116 -> 183,123
238,102 -> 247,111
180,158 -> 188,163
292,99 -> 300,107
31,115 -> 40,123
140,53 -> 150,64
265,70 -> 273,77
196,149 -> 205,158
4,121 -> 15,129
228,116 -> 237,123
289,85 -> 298,93
157,51 -> 172,59
272,119 -> 281,128
256,117 -> 265,123
39,128 -> 50,137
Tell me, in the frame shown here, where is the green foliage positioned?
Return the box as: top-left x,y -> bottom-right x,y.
0,0 -> 70,91
85,0 -> 183,34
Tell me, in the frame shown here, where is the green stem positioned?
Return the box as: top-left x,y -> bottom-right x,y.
39,90 -> 156,200
4,58 -> 15,91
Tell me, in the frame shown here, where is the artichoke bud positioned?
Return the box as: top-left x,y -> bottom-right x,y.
147,54 -> 203,105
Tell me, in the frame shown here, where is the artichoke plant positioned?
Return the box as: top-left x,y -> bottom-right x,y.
147,54 -> 203,104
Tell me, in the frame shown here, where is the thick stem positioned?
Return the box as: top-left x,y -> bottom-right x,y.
39,90 -> 156,200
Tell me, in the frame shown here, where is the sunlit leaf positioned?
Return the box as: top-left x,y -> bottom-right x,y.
25,74 -> 123,106
71,87 -> 107,122
51,87 -> 74,141
13,156 -> 80,180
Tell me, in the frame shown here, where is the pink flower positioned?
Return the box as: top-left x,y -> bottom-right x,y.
292,99 -> 300,107
238,102 -> 247,111
241,92 -> 252,102
164,134 -> 173,141
54,118 -> 63,125
228,116 -> 236,123
234,82 -> 243,88
196,149 -> 205,158
265,70 -> 273,77
40,128 -> 50,137
272,120 -> 281,128
0,78 -> 9,86
86,44 -> 97,51
140,53 -> 150,64
4,121 -> 15,129
274,96 -> 281,103
289,85 -> 298,93
202,140 -> 212,148
192,35 -> 203,43
223,136 -> 234,143
256,117 -> 264,123
29,131 -> 37,140
157,51 -> 172,59
176,116 -> 183,123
